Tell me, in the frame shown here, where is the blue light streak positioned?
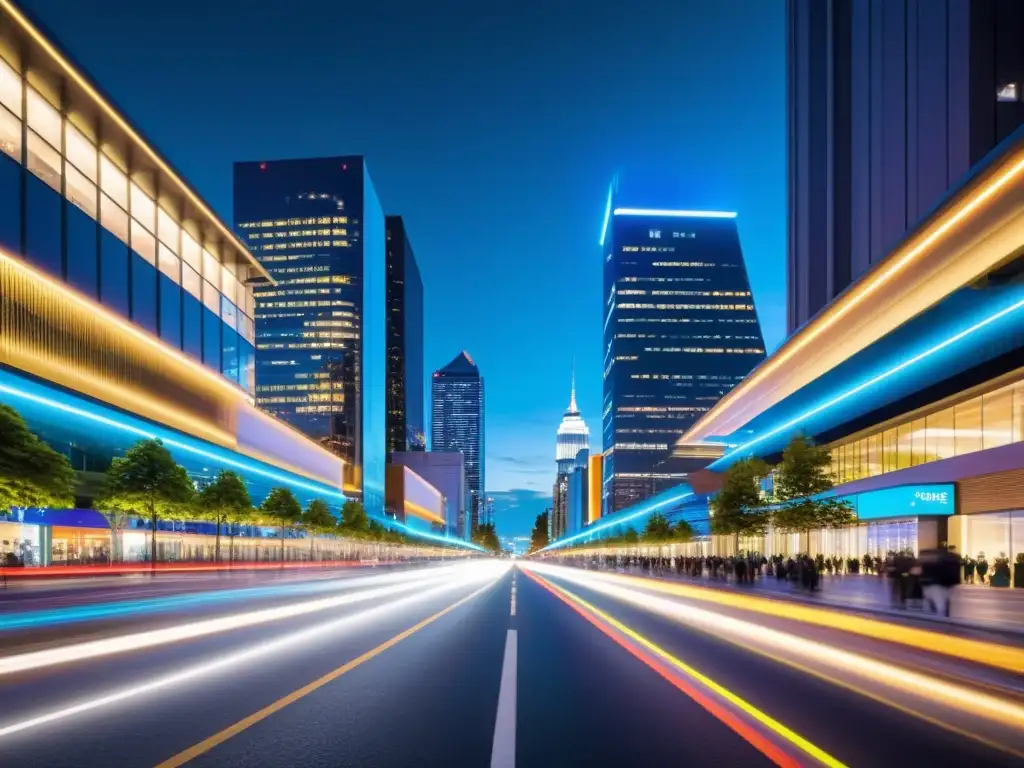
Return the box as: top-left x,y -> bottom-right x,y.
540,489 -> 694,552
599,184 -> 614,247
613,208 -> 737,219
373,515 -> 485,551
712,292 -> 1024,469
0,373 -> 483,552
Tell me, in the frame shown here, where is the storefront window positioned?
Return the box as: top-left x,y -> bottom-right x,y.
982,386 -> 1013,450
926,407 -> 955,461
954,398 -> 983,455
896,423 -> 912,470
0,522 -> 41,566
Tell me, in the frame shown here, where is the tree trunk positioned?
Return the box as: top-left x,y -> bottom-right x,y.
280,525 -> 286,566
229,529 -> 235,568
150,501 -> 157,572
215,516 -> 222,564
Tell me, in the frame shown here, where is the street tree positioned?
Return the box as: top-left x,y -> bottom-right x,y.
710,457 -> 771,551
673,520 -> 696,542
771,435 -> 855,550
96,439 -> 195,565
260,487 -> 302,562
0,404 -> 76,515
623,527 -> 639,545
302,499 -> 335,558
200,471 -> 253,563
473,522 -> 501,553
642,513 -> 674,543
339,499 -> 370,536
529,511 -> 550,553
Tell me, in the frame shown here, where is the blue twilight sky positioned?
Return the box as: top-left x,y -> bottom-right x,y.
24,0 -> 786,539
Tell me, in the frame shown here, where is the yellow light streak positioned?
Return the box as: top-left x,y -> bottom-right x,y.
531,571 -> 845,768
0,0 -> 272,283
576,568 -> 1024,674
681,152 -> 1024,444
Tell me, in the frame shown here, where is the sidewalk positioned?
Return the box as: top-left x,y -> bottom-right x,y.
619,567 -> 1024,635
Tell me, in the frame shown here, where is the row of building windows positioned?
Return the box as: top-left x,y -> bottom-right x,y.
245,228 -> 347,239
616,289 -> 750,297
257,240 -> 350,251
618,303 -> 755,311
829,377 -> 1024,485
238,216 -> 348,229
0,56 -> 256,391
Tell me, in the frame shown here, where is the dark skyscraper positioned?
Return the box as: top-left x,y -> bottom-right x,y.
385,216 -> 425,455
431,351 -> 485,535
234,156 -> 386,517
787,0 -> 1024,333
601,200 -> 766,516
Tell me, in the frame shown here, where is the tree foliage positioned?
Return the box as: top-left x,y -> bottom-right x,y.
339,499 -> 370,535
529,511 -> 550,552
200,470 -> 253,562
709,457 -> 770,538
473,522 -> 501,553
96,439 -> 195,564
303,498 -> 336,533
642,513 -> 674,542
771,435 -> 855,533
623,527 -> 639,544
261,487 -> 302,530
0,404 -> 76,512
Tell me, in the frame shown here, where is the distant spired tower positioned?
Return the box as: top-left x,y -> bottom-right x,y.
556,367 -> 589,477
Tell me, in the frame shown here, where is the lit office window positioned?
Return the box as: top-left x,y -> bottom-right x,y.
100,194 -> 129,244
982,387 -> 1013,449
129,181 -> 155,233
25,87 -> 59,148
100,154 -> 128,209
0,57 -> 21,117
158,242 -> 181,284
26,130 -> 60,191
0,105 -> 21,162
203,279 -> 220,314
157,207 -> 179,252
182,261 -> 201,299
64,122 -> 97,182
131,219 -> 156,265
202,248 -> 219,282
66,165 -> 97,218
181,230 -> 201,273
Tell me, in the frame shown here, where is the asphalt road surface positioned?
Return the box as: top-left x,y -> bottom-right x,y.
1,560 -> 1022,767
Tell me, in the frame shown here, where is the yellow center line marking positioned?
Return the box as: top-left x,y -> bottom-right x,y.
531,572 -> 847,768
154,580 -> 496,768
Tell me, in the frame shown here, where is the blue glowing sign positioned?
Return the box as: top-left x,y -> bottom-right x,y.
851,484 -> 955,521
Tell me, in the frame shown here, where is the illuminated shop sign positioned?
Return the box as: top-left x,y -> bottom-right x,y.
852,484 -> 955,521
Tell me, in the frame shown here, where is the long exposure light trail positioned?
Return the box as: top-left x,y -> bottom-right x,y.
524,564 -> 1024,733
0,562 -> 508,739
0,564 -> 484,676
541,565 -> 1024,673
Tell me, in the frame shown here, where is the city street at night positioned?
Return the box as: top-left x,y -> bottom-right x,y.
1,561 -> 1022,767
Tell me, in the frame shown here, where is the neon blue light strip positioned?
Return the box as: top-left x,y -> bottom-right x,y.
715,293 -> 1024,466
0,381 -> 346,500
541,489 -> 694,552
375,516 -> 485,551
0,379 -> 485,552
613,208 -> 737,219
599,185 -> 614,247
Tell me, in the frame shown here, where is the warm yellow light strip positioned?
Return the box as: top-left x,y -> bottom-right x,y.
681,152 -> 1024,444
0,0 -> 271,283
0,247 -> 247,403
600,571 -> 1024,674
404,499 -> 445,525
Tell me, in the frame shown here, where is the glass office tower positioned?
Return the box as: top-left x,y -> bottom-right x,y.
385,215 -> 425,455
234,157 -> 386,517
431,351 -> 485,536
601,202 -> 766,515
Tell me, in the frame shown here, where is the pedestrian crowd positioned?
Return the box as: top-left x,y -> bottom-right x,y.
565,545 -> 965,617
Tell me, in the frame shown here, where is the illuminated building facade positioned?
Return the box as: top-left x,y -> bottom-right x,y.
431,351 -> 484,535
390,451 -> 465,538
566,449 -> 590,537
385,215 -> 424,454
600,199 -> 766,516
234,156 -> 386,517
555,372 -> 589,476
0,1 -> 361,564
788,0 -> 1024,333
384,464 -> 445,532
666,123 -> 1024,563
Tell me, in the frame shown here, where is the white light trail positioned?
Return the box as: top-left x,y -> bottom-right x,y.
524,563 -> 1024,732
0,564 -> 487,677
0,563 -> 507,739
